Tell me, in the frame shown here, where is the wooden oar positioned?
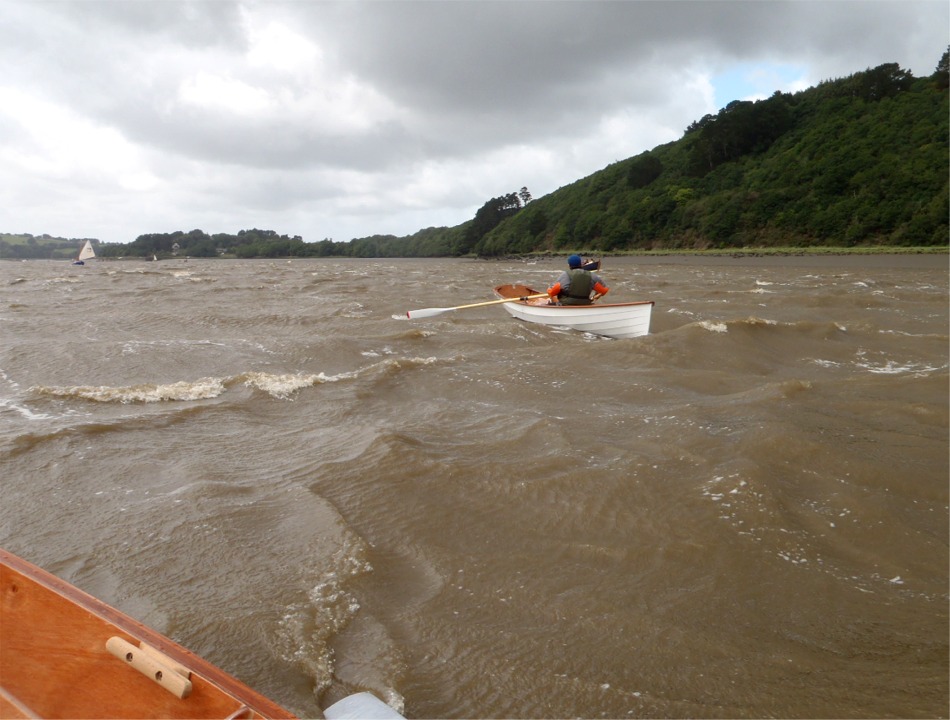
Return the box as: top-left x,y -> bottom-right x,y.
407,293 -> 548,319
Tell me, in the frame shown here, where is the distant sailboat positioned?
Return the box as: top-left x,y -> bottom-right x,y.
72,240 -> 95,265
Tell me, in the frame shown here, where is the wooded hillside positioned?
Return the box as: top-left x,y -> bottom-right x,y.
470,58 -> 948,256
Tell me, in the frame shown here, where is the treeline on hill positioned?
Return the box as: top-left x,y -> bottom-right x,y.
3,53 -> 946,261
92,226 -> 467,259
472,56 -> 948,255
0,233 -> 100,260
95,228 -> 326,259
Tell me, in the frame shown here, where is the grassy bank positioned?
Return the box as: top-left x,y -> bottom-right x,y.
518,246 -> 948,259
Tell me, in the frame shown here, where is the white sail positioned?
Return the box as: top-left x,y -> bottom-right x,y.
77,240 -> 96,262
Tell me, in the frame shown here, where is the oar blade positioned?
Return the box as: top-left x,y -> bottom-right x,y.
406,307 -> 452,319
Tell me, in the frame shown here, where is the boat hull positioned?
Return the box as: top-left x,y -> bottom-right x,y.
0,549 -> 295,719
493,285 -> 653,339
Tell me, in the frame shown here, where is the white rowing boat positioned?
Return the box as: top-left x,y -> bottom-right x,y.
493,284 -> 653,339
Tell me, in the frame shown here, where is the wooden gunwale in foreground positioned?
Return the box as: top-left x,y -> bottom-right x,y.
0,548 -> 296,719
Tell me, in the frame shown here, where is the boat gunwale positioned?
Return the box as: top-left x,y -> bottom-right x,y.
0,549 -> 295,719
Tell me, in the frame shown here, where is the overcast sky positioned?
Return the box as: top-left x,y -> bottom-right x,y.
2,1 -> 947,245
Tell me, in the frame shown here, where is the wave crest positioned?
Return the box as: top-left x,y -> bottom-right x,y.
31,378 -> 227,403
240,370 -> 357,399
28,357 -> 441,405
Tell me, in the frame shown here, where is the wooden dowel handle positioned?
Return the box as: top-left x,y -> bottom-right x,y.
106,636 -> 193,699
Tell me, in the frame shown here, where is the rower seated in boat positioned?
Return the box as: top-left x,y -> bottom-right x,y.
546,254 -> 609,305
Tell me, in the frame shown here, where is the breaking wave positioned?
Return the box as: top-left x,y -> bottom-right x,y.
28,357 -> 442,404
31,377 -> 228,403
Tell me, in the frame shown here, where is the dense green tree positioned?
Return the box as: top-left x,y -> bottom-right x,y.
688,92 -> 794,175
627,154 -> 664,189
462,191 -> 525,255
935,47 -> 949,90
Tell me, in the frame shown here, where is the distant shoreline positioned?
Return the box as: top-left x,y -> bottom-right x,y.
486,246 -> 950,270
4,245 -> 948,268
516,245 -> 948,258
592,253 -> 948,270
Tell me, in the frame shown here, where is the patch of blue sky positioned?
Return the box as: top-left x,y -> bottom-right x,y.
712,61 -> 811,109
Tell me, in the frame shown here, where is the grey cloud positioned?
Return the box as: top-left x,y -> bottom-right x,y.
56,0 -> 247,48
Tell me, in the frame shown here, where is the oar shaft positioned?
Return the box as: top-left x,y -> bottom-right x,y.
407,293 -> 547,319
449,294 -> 548,311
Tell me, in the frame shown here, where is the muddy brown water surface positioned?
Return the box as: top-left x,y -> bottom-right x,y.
1,254 -> 947,718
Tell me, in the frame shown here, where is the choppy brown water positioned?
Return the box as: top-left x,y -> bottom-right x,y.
1,255 -> 947,719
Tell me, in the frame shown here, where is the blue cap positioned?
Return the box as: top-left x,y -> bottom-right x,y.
568,254 -> 582,268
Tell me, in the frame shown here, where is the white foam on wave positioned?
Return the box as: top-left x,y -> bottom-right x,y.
856,359 -> 947,375
699,321 -> 728,333
169,270 -> 214,283
274,533 -> 374,696
241,370 -> 357,399
699,471 -> 944,600
381,355 -> 439,368
121,339 -> 229,355
341,302 -> 371,318
880,328 -> 945,338
0,396 -> 57,420
0,368 -> 19,390
29,356 -> 435,405
31,377 -> 227,403
853,350 -> 947,375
